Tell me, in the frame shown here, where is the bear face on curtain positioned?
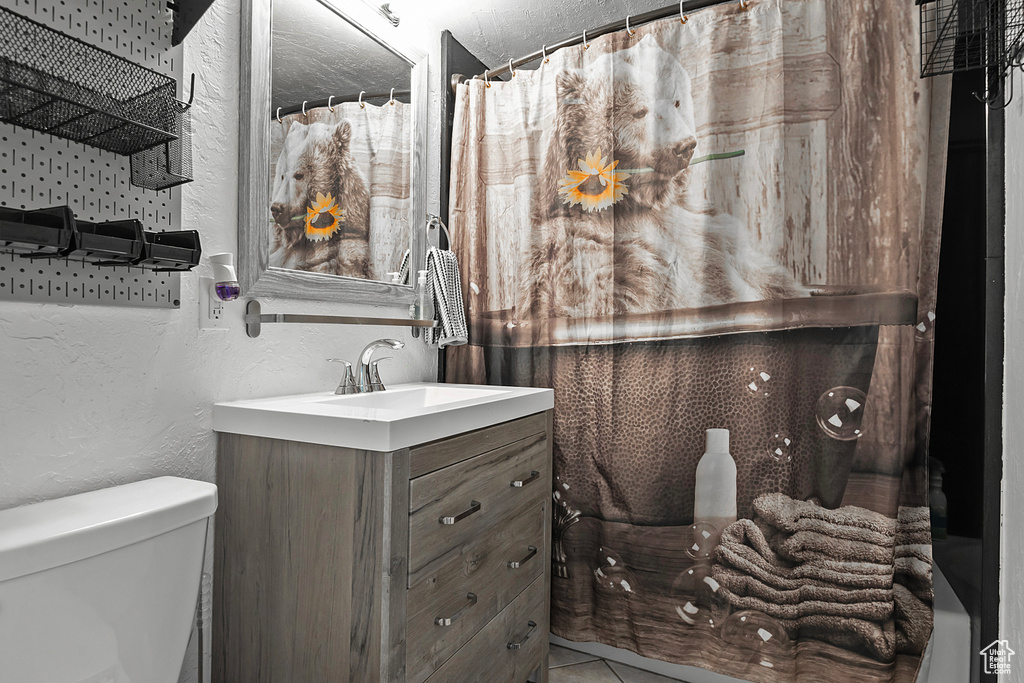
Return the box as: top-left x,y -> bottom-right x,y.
268,101 -> 412,281
446,1 -> 949,681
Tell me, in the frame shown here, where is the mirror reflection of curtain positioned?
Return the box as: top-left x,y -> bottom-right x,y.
268,101 -> 411,281
446,1 -> 950,680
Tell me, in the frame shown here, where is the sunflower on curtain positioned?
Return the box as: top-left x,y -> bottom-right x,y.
446,1 -> 949,681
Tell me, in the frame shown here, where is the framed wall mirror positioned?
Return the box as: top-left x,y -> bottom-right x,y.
239,0 -> 427,306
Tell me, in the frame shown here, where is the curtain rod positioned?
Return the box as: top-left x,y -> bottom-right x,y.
275,89 -> 412,119
451,0 -> 745,93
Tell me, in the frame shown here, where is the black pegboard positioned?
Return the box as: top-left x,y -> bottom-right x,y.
0,0 -> 184,308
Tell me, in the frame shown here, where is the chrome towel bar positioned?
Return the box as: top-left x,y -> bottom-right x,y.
245,300 -> 436,338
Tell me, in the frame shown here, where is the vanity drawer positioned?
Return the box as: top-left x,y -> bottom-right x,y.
406,506 -> 546,683
409,412 -> 548,478
423,574 -> 548,683
409,431 -> 548,577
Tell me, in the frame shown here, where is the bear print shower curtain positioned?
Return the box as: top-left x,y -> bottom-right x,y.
269,101 -> 412,281
446,1 -> 950,681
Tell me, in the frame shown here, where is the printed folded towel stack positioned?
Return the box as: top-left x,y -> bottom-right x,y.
423,246 -> 468,348
711,493 -> 932,661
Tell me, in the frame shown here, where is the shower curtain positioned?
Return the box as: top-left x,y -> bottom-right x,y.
269,101 -> 412,281
447,1 -> 949,681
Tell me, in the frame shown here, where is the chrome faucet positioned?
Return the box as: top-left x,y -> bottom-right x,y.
357,339 -> 404,392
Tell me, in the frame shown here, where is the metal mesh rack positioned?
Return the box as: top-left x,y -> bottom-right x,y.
920,0 -> 1024,77
0,6 -> 178,156
131,99 -> 194,190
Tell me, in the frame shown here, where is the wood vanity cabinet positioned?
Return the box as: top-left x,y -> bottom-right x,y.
213,410 -> 553,683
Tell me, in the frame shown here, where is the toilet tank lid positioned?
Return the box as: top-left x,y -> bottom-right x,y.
0,476 -> 217,583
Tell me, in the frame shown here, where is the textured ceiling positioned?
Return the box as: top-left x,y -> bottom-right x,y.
270,0 -> 699,109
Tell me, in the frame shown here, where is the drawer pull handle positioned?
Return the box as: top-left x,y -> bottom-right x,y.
511,471 -> 540,488
507,546 -> 538,569
440,500 -> 481,525
435,592 -> 477,626
507,620 -> 538,650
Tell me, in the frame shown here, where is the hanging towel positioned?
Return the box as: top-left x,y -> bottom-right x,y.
398,248 -> 410,287
423,246 -> 468,348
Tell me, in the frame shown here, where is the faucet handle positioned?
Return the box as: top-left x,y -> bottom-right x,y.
327,358 -> 357,395
368,357 -> 392,392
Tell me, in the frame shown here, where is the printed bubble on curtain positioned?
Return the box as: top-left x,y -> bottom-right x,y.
269,101 -> 411,281
446,1 -> 950,682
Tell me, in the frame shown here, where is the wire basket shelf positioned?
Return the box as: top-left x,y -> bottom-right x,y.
920,0 -> 1024,77
131,99 -> 194,190
0,6 -> 179,157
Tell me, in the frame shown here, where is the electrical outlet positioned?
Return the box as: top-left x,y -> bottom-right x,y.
199,276 -> 229,331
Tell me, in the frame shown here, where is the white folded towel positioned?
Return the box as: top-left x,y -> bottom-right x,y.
423,246 -> 468,347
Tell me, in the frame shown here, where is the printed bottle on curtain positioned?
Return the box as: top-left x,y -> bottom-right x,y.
692,428 -> 737,559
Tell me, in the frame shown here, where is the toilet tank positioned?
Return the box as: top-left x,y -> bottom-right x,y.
0,476 -> 218,683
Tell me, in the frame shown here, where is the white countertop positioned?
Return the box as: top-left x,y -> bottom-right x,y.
213,382 -> 553,452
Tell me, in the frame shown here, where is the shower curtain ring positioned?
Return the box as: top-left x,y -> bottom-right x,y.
542,45 -> 549,63
389,87 -> 396,105
358,90 -> 366,108
509,58 -> 516,78
626,15 -> 636,36
739,0 -> 751,9
679,0 -> 688,22
301,101 -> 307,118
327,95 -> 335,112
582,29 -> 589,50
484,70 -> 491,88
276,107 -> 282,125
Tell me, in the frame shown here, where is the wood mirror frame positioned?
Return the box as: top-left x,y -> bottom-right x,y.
238,0 -> 427,307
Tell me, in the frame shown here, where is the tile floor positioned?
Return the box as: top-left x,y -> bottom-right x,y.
548,645 -> 685,683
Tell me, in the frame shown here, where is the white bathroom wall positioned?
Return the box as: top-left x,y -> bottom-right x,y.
0,0 -> 438,515
0,1 -> 438,681
1002,74 -> 1024,683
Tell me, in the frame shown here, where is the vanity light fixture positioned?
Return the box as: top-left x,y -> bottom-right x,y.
353,0 -> 400,26
377,3 -> 400,26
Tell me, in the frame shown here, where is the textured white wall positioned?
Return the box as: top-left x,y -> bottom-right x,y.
0,1 -> 436,681
1003,73 -> 1024,683
0,0 -> 437,511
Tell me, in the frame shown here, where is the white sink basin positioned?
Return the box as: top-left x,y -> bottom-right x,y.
316,385 -> 508,410
213,382 -> 553,452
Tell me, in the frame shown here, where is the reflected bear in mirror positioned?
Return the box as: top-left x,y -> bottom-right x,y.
269,119 -> 371,278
